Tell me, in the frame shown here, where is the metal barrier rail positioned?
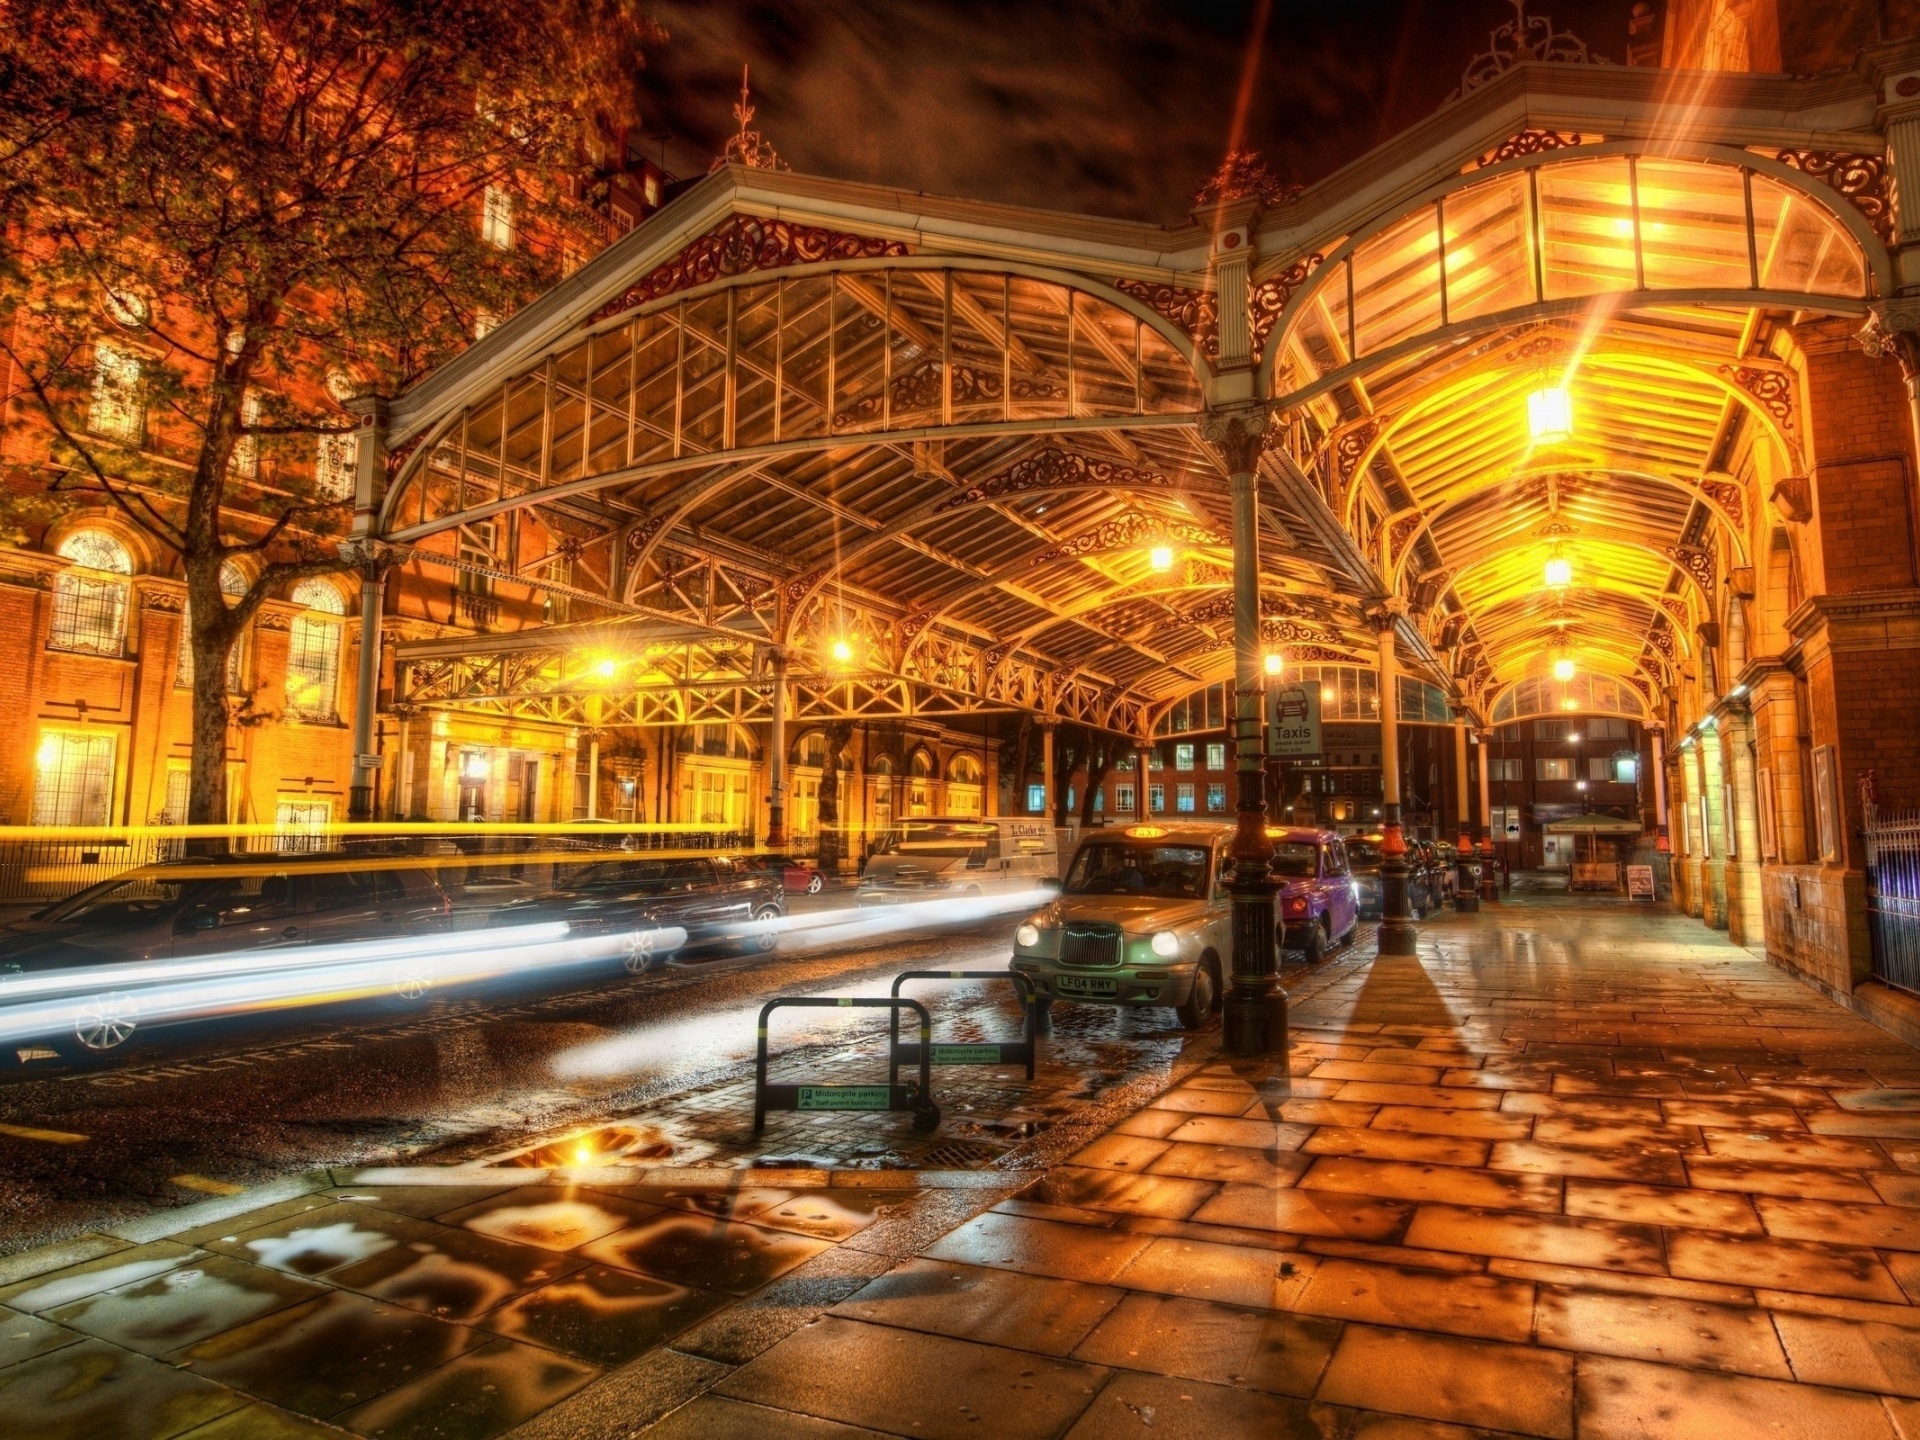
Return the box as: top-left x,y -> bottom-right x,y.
1864,799 -> 1920,995
752,996 -> 939,1134
887,970 -> 1038,1081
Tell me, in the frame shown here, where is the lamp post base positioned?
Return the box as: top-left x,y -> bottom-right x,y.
1223,983 -> 1289,1057
1376,918 -> 1419,955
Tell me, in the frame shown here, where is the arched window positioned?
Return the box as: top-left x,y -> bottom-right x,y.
178,560 -> 249,691
908,748 -> 934,817
51,530 -> 133,655
286,579 -> 346,721
947,752 -> 984,817
793,731 -> 827,767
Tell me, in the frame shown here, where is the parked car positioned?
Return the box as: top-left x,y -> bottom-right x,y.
859,817 -> 1058,904
745,853 -> 825,895
1411,840 -> 1453,912
1009,823 -> 1230,1030
490,853 -> 785,970
1347,837 -> 1384,919
1268,827 -> 1360,963
0,854 -> 454,1059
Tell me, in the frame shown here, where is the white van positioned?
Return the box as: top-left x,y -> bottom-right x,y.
857,817 -> 1059,904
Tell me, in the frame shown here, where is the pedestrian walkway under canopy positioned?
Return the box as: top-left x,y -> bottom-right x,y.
369,60 -> 1892,742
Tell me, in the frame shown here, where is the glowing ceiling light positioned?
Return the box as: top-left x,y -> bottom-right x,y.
1544,556 -> 1572,589
831,638 -> 854,665
1552,658 -> 1576,682
1562,698 -> 1579,710
1264,652 -> 1283,676
1321,686 -> 1336,702
593,658 -> 617,679
1527,385 -> 1573,444
1148,544 -> 1174,572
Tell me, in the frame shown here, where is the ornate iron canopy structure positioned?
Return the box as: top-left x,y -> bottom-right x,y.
376,59 -> 1892,738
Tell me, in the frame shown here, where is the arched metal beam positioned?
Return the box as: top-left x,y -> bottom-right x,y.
1256,138 -> 1891,399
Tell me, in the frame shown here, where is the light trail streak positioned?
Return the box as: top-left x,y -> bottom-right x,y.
551,887 -> 1049,1079
0,924 -> 686,1051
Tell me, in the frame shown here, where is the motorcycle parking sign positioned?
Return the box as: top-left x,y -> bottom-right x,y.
1266,682 -> 1322,758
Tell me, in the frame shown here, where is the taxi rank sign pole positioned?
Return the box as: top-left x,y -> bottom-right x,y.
1267,678 -> 1324,820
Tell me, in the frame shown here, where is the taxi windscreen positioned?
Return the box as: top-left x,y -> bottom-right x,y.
1064,843 -> 1209,898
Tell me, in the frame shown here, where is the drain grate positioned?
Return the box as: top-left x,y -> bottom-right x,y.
915,1139 -> 1005,1169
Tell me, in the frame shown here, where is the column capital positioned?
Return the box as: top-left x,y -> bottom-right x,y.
1364,598 -> 1408,633
1199,403 -> 1273,474
1860,298 -> 1920,379
336,538 -> 405,581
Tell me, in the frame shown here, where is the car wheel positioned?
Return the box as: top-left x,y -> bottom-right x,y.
61,992 -> 139,1058
1176,955 -> 1220,1030
745,904 -> 782,955
1304,921 -> 1327,966
387,957 -> 436,1001
806,872 -> 823,895
620,930 -> 657,976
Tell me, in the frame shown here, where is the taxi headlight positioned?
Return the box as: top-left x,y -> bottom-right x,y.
1150,930 -> 1180,958
1016,923 -> 1042,949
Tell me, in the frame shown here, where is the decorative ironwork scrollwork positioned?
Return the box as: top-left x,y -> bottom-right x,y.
1455,0 -> 1609,98
1248,253 -> 1322,359
1665,543 -> 1716,594
1028,511 -> 1226,568
592,215 -> 911,323
1776,149 -> 1895,245
1719,364 -> 1797,437
1114,278 -> 1218,360
1695,477 -> 1746,528
1473,129 -> 1589,168
1192,151 -> 1301,209
933,448 -> 1180,512
834,358 -> 1067,430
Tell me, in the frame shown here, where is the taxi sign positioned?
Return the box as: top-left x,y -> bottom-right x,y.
1124,825 -> 1167,838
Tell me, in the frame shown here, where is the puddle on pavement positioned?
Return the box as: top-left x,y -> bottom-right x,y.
456,1198 -> 648,1252
491,1119 -> 716,1169
484,1264 -> 727,1367
239,1220 -> 403,1276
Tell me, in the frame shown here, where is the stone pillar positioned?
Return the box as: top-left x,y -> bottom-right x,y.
1452,714 -> 1478,912
1476,728 -> 1499,902
1720,708 -> 1764,947
765,649 -> 787,847
1203,404 -> 1284,1055
1373,609 -> 1416,954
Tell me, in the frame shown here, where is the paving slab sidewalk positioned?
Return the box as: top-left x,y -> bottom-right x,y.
11,892 -> 1920,1438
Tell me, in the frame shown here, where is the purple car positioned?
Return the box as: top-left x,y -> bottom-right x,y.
1268,827 -> 1360,963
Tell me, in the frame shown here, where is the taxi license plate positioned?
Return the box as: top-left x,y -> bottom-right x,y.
1056,974 -> 1118,997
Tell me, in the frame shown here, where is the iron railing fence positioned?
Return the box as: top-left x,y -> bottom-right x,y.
1863,799 -> 1920,994
0,825 -> 747,908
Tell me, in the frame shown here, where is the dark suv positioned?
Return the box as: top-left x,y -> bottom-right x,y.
490,853 -> 786,971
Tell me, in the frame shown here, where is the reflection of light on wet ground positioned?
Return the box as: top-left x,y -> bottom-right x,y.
551,889 -> 1050,1081
243,1221 -> 399,1275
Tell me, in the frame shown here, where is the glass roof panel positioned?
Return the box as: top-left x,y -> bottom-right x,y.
1352,205 -> 1443,357
1443,171 -> 1535,324
1752,173 -> 1867,297
1538,156 -> 1637,300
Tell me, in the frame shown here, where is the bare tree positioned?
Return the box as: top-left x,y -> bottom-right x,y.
0,0 -> 660,824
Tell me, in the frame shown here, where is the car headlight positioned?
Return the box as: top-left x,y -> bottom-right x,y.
1015,923 -> 1041,948
1150,930 -> 1180,958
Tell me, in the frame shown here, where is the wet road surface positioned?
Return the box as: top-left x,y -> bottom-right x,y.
0,908 -> 1048,1254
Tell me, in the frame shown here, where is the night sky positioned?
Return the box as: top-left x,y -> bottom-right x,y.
632,0 -> 1642,224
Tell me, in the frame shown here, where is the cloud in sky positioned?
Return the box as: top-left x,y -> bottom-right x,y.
632,0 -> 1637,224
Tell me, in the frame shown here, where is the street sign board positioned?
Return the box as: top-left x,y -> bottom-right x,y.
1626,864 -> 1656,901
1267,682 -> 1321,758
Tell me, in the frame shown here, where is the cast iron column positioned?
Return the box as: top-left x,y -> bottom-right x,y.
1476,727 -> 1500,902
342,394 -> 392,823
766,648 -> 788,847
1135,744 -> 1150,822
1452,714 -> 1479,912
1204,405 -> 1284,1056
1373,609 -> 1417,954
1650,725 -> 1670,854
